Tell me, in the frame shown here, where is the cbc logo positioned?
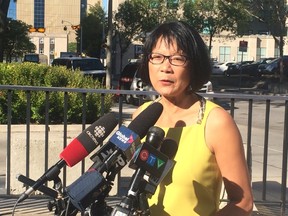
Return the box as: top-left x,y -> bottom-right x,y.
94,126 -> 106,138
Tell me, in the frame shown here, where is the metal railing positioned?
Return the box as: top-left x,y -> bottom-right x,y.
0,85 -> 287,215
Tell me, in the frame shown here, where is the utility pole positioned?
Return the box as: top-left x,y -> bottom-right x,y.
105,0 -> 112,89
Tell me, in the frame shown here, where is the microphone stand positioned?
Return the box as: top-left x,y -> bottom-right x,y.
110,171 -> 151,216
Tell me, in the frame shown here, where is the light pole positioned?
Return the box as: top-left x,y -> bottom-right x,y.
62,20 -> 80,54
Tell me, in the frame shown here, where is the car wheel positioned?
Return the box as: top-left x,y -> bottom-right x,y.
125,94 -> 133,104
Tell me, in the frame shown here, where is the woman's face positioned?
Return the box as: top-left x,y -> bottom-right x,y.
148,37 -> 191,99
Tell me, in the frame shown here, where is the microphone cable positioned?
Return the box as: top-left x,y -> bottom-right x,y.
11,198 -> 20,216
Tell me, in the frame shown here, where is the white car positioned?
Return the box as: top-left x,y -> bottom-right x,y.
212,61 -> 235,75
198,81 -> 214,94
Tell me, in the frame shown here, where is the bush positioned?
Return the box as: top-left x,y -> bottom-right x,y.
0,62 -> 114,124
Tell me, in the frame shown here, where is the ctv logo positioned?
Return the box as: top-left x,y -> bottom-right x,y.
139,149 -> 165,169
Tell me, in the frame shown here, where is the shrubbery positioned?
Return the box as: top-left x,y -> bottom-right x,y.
0,62 -> 114,124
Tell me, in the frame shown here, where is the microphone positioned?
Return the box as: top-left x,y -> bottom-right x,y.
147,138 -> 178,189
111,127 -> 167,216
65,102 -> 164,211
136,138 -> 178,215
17,113 -> 118,203
127,126 -> 166,196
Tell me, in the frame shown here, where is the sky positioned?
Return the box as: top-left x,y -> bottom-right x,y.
102,0 -> 108,12
8,1 -> 16,19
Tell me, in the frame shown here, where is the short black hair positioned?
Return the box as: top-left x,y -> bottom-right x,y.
139,21 -> 211,92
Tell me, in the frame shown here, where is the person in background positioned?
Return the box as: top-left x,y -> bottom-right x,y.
132,21 -> 253,215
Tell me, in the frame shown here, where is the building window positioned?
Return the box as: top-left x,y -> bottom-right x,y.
219,46 -> 231,62
256,47 -> 266,60
274,48 -> 280,58
34,0 -> 45,28
237,49 -> 248,61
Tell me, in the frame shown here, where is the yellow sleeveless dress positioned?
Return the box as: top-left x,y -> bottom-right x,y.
141,99 -> 223,216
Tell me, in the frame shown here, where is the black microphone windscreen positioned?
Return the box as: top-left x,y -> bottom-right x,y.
146,126 -> 165,149
128,102 -> 163,139
160,138 -> 178,159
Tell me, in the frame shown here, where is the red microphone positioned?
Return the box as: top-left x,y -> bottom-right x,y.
17,113 -> 118,203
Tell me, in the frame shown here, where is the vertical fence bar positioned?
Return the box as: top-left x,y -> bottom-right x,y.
118,95 -> 123,126
62,92 -> 68,188
44,91 -> 50,180
25,91 -> 31,183
230,98 -> 235,118
280,100 -> 288,215
100,93 -> 105,116
262,99 -> 270,200
246,99 -> 253,178
6,90 -> 12,195
81,92 -> 87,174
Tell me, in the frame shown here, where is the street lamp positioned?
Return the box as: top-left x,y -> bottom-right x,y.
62,20 -> 81,54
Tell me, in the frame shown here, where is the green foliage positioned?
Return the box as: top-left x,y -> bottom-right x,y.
78,2 -> 105,57
182,0 -> 252,52
3,18 -> 36,62
0,62 -> 114,124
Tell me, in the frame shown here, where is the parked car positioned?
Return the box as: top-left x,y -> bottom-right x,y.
240,58 -> 275,77
225,60 -> 254,76
23,53 -> 48,65
262,56 -> 288,76
125,69 -> 158,105
52,57 -> 106,84
128,70 -> 214,105
212,61 -> 235,75
118,60 -> 141,91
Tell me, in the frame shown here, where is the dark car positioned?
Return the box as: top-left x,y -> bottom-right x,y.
118,60 -> 141,91
52,57 -> 106,84
262,56 -> 288,76
225,61 -> 254,76
240,58 -> 275,76
117,60 -> 141,103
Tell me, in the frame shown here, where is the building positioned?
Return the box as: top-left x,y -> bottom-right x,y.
13,1 -> 288,71
15,0 -> 101,64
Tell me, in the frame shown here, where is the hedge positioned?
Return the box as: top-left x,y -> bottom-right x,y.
0,62 -> 114,124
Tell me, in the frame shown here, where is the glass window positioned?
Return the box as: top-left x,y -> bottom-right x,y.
237,49 -> 248,61
34,0 -> 44,28
219,46 -> 231,62
73,59 -> 104,71
256,47 -> 266,60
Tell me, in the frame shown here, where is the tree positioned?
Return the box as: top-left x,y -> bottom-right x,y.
3,18 -> 35,62
77,2 -> 105,58
0,0 -> 11,62
247,0 -> 287,82
183,0 -> 252,54
114,0 -> 179,69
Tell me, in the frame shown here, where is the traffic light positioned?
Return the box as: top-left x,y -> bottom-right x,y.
71,25 -> 80,30
29,27 -> 45,33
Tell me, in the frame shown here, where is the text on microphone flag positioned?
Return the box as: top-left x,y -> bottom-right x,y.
110,125 -> 141,160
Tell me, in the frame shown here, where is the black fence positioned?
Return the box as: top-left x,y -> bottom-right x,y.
0,85 -> 287,215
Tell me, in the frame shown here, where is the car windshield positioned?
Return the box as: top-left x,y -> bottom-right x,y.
121,64 -> 139,78
268,58 -> 279,64
24,54 -> 38,63
73,59 -> 104,71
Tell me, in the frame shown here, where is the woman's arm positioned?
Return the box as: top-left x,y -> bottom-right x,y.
206,107 -> 254,216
